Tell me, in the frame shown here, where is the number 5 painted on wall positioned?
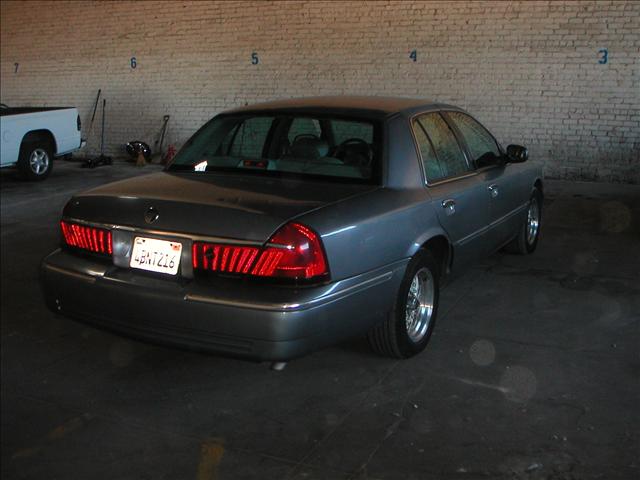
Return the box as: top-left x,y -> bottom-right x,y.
598,49 -> 608,64
251,52 -> 259,65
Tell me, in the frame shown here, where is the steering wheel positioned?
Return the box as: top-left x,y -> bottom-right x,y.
334,138 -> 373,167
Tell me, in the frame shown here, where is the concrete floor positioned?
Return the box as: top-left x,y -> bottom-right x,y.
1,160 -> 638,480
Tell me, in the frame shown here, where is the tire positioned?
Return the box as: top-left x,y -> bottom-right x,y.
505,189 -> 542,255
367,249 -> 440,358
17,137 -> 54,181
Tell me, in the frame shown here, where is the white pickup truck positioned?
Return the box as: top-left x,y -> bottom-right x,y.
0,105 -> 83,180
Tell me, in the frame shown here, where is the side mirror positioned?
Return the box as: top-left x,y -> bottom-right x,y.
506,144 -> 528,163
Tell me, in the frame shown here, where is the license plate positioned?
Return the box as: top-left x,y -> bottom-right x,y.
130,237 -> 182,275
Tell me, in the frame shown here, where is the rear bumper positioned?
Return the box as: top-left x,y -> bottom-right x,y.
41,249 -> 406,361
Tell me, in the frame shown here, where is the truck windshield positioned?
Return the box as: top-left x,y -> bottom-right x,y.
167,113 -> 381,183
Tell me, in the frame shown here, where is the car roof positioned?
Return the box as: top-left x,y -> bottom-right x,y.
223,96 -> 462,119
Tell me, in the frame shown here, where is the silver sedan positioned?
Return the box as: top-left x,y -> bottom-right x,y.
41,97 -> 543,364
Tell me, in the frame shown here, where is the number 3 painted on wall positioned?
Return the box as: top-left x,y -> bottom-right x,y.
598,49 -> 608,64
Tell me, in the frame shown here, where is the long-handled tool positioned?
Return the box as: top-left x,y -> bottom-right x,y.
153,115 -> 170,162
98,99 -> 111,163
83,89 -> 101,143
82,98 -> 112,168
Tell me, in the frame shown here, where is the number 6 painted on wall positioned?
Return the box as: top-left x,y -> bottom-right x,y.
130,57 -> 137,69
598,49 -> 608,64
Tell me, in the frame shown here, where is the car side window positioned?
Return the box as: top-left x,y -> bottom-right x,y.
415,113 -> 470,181
446,112 -> 500,165
412,119 -> 444,181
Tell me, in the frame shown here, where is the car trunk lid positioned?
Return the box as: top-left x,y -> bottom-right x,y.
64,172 -> 377,242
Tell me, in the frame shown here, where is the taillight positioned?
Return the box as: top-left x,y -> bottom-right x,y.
192,243 -> 260,274
60,221 -> 112,255
192,222 -> 329,282
255,222 -> 328,280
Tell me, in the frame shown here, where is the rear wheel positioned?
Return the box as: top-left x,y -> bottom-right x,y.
505,189 -> 542,254
367,250 -> 440,358
17,136 -> 54,181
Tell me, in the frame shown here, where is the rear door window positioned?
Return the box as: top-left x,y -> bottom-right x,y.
412,119 -> 443,181
414,113 -> 471,182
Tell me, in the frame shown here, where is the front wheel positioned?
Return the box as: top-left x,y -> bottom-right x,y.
506,189 -> 542,254
17,140 -> 54,181
367,250 -> 440,358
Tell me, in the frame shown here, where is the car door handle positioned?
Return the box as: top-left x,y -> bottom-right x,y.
488,184 -> 499,198
441,199 -> 456,216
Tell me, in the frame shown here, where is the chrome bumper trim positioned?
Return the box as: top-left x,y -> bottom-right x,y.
184,271 -> 393,312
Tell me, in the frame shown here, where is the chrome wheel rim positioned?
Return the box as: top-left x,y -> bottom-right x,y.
29,148 -> 49,175
405,267 -> 435,343
526,198 -> 540,245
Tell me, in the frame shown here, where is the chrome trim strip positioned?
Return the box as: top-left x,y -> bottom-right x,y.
44,264 -> 97,283
488,202 -> 528,229
63,217 -> 263,246
184,271 -> 394,312
453,201 -> 528,246
455,225 -> 488,246
425,171 -> 479,187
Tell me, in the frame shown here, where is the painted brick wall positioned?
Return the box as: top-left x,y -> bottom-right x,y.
1,0 -> 638,182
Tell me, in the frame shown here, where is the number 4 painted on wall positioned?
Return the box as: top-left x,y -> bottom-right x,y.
409,50 -> 417,62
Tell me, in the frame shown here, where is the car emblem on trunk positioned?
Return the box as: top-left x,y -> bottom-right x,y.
144,206 -> 159,224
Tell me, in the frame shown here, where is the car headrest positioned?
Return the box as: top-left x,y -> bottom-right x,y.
289,137 -> 329,160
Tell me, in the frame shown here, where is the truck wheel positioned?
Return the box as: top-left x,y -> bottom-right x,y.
505,189 -> 542,255
18,137 -> 54,181
367,249 -> 440,358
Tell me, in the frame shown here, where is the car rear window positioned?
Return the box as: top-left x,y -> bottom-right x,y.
168,113 -> 381,183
